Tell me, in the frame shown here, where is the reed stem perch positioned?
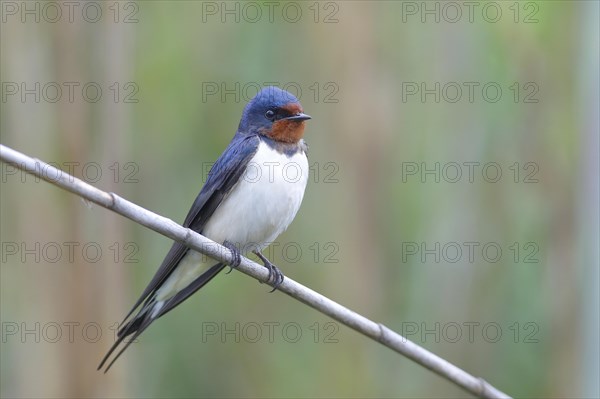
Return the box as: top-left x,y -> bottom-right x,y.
0,143 -> 511,398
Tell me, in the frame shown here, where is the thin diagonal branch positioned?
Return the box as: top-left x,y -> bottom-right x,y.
0,144 -> 511,399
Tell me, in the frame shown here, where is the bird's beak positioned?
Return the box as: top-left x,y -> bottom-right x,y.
284,113 -> 311,122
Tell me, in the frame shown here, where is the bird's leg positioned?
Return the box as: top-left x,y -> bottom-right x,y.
253,250 -> 284,292
223,240 -> 241,274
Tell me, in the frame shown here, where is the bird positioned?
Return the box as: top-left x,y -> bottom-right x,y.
98,86 -> 311,372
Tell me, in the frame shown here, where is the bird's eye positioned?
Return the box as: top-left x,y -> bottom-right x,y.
265,109 -> 276,120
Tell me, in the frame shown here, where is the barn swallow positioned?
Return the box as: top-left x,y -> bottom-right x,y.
98,86 -> 311,372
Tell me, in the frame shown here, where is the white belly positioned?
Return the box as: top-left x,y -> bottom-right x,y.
156,141 -> 308,301
202,140 -> 309,252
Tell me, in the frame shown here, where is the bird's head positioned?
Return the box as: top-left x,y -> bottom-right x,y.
238,86 -> 311,143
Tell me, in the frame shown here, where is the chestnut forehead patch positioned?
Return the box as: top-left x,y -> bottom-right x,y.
280,102 -> 303,114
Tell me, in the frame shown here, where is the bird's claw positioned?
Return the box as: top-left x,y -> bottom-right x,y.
223,240 -> 241,273
263,260 -> 284,292
268,265 -> 284,292
253,251 -> 284,292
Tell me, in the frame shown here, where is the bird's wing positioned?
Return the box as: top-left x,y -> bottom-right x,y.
99,134 -> 261,372
120,134 -> 260,322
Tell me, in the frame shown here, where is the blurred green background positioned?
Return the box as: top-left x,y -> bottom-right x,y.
1,1 -> 598,397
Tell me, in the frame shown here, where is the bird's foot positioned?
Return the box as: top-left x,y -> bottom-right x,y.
253,250 -> 284,292
223,240 -> 241,274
